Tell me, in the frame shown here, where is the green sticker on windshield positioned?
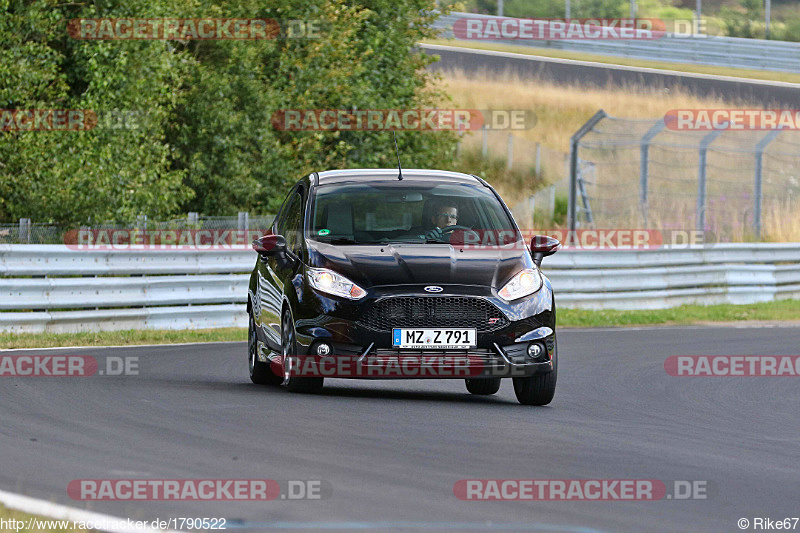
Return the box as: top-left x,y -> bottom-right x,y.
318,229 -> 330,236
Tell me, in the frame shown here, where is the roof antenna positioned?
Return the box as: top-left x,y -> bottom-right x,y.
393,131 -> 403,180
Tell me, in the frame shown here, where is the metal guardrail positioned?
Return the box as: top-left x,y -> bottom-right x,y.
0,244 -> 798,332
544,243 -> 800,309
433,12 -> 800,74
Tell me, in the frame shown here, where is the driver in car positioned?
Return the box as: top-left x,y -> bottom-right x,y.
423,201 -> 459,241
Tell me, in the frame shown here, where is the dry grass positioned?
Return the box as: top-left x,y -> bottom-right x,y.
436,69 -> 800,241
435,67 -> 736,152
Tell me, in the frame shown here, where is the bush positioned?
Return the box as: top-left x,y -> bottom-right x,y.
0,0 -> 458,224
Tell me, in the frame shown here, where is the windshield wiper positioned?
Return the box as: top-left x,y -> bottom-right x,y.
326,237 -> 360,245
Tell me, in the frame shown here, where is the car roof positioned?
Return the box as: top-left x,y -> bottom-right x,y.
315,169 -> 484,186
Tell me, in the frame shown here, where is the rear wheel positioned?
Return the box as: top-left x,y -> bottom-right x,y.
465,378 -> 501,395
249,312 -> 282,385
282,309 -> 324,394
512,348 -> 557,406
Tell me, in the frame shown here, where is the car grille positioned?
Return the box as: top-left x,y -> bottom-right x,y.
359,296 -> 509,332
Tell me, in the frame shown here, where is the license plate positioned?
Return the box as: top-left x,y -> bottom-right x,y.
392,328 -> 477,349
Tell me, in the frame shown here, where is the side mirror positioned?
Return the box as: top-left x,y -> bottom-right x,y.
252,234 -> 286,257
530,235 -> 561,267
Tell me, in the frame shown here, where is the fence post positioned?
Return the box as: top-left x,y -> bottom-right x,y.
639,120 -> 666,226
696,130 -> 722,233
507,134 -> 514,170
481,126 -> 488,157
535,143 -> 541,177
753,129 -> 781,239
187,212 -> 199,226
568,110 -> 607,231
238,211 -> 249,232
577,160 -> 595,225
19,218 -> 31,244
528,195 -> 535,228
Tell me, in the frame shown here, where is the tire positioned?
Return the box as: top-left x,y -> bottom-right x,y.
512,348 -> 557,406
282,308 -> 324,394
465,378 -> 501,395
249,312 -> 282,385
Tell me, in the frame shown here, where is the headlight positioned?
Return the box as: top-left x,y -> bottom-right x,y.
307,268 -> 366,300
498,268 -> 543,302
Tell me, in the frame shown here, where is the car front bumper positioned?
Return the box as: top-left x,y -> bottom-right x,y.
289,283 -> 557,379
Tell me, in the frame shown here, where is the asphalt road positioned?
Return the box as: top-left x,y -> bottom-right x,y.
1,326 -> 799,532
425,44 -> 800,108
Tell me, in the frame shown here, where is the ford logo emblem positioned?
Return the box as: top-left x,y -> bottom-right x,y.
424,286 -> 443,293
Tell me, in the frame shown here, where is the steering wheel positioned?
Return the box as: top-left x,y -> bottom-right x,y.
436,225 -> 482,245
439,224 -> 473,234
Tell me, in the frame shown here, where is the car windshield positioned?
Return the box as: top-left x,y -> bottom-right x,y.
308,180 -> 519,245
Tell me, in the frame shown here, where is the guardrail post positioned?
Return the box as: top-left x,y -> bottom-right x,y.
568,110 -> 606,230
754,129 -> 781,239
507,134 -> 513,170
639,120 -> 666,226
696,130 -> 722,233
19,218 -> 31,244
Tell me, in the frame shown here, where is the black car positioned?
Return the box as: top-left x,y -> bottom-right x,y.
247,169 -> 561,405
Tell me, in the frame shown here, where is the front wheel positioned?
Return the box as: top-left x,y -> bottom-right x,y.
282,309 -> 324,394
249,312 -> 282,385
465,378 -> 501,395
513,349 -> 557,406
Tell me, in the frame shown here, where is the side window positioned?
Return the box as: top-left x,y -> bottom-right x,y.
283,192 -> 303,253
275,190 -> 295,236
274,188 -> 295,234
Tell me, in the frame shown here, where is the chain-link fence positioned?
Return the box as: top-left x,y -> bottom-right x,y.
568,111 -> 800,242
456,128 -> 569,227
0,213 -> 276,244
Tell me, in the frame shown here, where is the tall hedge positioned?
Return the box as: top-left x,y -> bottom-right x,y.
0,0 -> 456,224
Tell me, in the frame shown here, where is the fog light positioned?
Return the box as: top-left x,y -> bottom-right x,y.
527,342 -> 543,359
315,343 -> 331,356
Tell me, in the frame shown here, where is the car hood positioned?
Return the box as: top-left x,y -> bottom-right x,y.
307,241 -> 532,289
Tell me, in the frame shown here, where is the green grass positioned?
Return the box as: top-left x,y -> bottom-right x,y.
559,299 -> 800,327
1,301 -> 799,349
423,38 -> 800,84
0,327 -> 246,350
0,503 -> 88,532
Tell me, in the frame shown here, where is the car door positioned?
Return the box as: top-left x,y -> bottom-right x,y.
255,187 -> 296,352
255,185 -> 304,352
